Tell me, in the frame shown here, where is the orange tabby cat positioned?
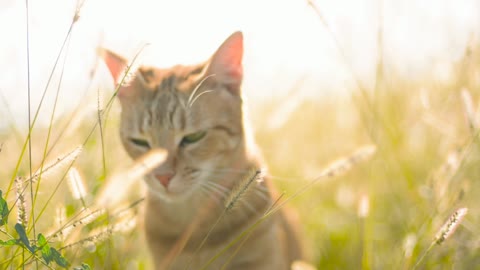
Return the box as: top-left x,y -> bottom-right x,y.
101,32 -> 302,269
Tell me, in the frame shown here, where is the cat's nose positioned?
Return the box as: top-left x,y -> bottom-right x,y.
155,173 -> 174,188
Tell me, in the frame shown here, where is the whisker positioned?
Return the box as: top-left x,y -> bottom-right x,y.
199,168 -> 253,174
202,181 -> 259,217
197,168 -> 297,182
238,199 -> 257,214
200,183 -> 227,201
187,74 -> 216,107
198,186 -> 222,206
208,181 -> 230,193
252,187 -> 270,202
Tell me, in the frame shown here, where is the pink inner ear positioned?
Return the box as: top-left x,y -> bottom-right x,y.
208,32 -> 244,87
99,48 -> 128,84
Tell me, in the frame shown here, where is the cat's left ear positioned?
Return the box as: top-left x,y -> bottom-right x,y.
206,31 -> 244,95
99,48 -> 128,85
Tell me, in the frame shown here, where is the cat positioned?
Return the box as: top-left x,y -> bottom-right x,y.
101,31 -> 303,269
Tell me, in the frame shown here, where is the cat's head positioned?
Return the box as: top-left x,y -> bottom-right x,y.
101,32 -> 249,200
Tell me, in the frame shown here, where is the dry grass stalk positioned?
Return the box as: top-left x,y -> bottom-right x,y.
224,168 -> 263,212
112,215 -> 137,234
118,64 -> 138,87
319,145 -> 376,179
267,145 -> 376,216
14,177 -> 28,226
434,207 -> 468,245
67,167 -> 87,200
460,89 -> 478,131
413,207 -> 468,269
306,0 -> 330,28
49,208 -> 105,241
60,227 -> 113,251
97,87 -> 104,113
28,145 -> 83,183
202,146 -> 376,269
431,148 -> 461,202
108,207 -> 137,234
107,46 -> 146,88
54,205 -> 67,240
95,148 -> 167,208
60,215 -> 136,251
402,233 -> 417,270
73,0 -> 85,23
403,233 -> 417,259
184,168 -> 264,269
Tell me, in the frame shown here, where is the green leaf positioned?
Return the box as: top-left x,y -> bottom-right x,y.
0,190 -> 9,226
0,239 -> 17,246
51,247 -> 69,268
37,233 -> 53,264
15,223 -> 34,253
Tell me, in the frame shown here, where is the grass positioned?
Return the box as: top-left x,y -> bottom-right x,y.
1,1 -> 480,269
254,86 -> 479,269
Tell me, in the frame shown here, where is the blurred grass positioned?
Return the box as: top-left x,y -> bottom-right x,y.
1,7 -> 480,270
252,41 -> 480,269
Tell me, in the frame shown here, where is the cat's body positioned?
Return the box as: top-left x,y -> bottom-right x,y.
145,176 -> 301,269
101,32 -> 302,269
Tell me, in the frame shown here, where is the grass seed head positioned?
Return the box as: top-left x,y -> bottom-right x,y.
67,167 -> 87,200
434,207 -> 468,245
96,148 -> 167,207
320,145 -> 376,179
30,146 -> 83,183
460,88 -> 478,130
224,168 -> 262,212
14,177 -> 28,226
50,208 -> 105,241
403,233 -> 417,259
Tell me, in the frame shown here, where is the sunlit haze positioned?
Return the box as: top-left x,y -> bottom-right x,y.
0,0 -> 478,129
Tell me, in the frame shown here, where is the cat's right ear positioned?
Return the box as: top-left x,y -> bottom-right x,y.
98,48 -> 128,86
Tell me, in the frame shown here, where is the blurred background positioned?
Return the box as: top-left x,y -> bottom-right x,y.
0,0 -> 479,127
1,0 -> 480,269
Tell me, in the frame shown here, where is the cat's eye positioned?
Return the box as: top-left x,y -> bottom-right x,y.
129,138 -> 150,148
181,131 -> 206,146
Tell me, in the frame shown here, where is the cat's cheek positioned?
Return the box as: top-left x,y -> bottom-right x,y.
123,145 -> 144,160
119,136 -> 137,157
212,138 -> 241,159
167,180 -> 191,196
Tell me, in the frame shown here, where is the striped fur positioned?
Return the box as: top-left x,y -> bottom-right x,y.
102,32 -> 303,269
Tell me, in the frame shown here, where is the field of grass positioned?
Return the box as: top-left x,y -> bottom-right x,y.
254,61 -> 480,269
1,2 -> 480,269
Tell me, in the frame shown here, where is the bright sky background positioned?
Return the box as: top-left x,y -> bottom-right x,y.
0,0 -> 479,129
